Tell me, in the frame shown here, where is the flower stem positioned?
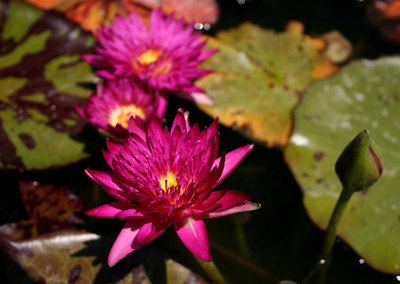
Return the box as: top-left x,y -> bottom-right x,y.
235,224 -> 251,259
195,257 -> 228,284
320,187 -> 353,260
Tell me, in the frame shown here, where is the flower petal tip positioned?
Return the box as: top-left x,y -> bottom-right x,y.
197,253 -> 212,262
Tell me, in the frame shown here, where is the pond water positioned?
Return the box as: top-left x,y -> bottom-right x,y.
1,0 -> 399,283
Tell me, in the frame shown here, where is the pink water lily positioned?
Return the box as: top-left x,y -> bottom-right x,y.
82,9 -> 217,104
76,77 -> 167,139
85,109 -> 260,266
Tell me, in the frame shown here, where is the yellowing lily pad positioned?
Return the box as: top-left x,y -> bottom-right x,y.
196,22 -> 340,147
284,57 -> 400,274
0,0 -> 97,170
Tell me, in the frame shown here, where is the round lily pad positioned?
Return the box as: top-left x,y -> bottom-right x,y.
196,22 -> 335,147
0,0 -> 98,170
284,56 -> 400,274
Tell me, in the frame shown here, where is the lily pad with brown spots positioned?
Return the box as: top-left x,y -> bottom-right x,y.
0,0 -> 98,170
196,22 -> 341,147
284,57 -> 400,274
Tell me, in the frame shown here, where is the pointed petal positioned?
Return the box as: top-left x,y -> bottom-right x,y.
214,190 -> 251,208
204,201 -> 261,218
96,70 -> 115,80
175,90 -> 214,105
102,149 -> 115,170
85,169 -> 120,191
106,138 -> 123,154
171,108 -> 190,133
156,93 -> 168,119
86,169 -> 133,201
127,117 -> 147,140
116,208 -> 147,220
213,144 -> 254,186
197,48 -> 219,61
173,217 -> 211,261
102,186 -> 132,202
135,220 -> 169,244
108,220 -> 146,266
85,201 -> 132,218
196,189 -> 227,207
74,106 -> 87,120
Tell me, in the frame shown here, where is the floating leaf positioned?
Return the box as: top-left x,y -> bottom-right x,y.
284,57 -> 400,274
115,265 -> 151,284
0,181 -> 84,241
0,0 -> 98,170
196,22 -> 341,147
166,259 -> 209,284
19,181 -> 84,234
1,229 -> 102,283
23,0 -> 219,32
366,0 -> 400,44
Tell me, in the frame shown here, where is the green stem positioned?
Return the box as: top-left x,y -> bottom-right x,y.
195,257 -> 228,284
321,187 -> 353,260
301,188 -> 353,284
235,224 -> 251,259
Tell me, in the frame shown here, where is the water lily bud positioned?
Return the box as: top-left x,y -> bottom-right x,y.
335,130 -> 383,192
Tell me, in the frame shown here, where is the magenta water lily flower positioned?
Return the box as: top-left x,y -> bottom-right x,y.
85,109 -> 260,266
82,9 -> 217,103
76,77 -> 167,139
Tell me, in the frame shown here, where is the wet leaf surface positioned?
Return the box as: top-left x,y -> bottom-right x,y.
2,229 -> 102,283
285,56 -> 400,274
0,179 -> 209,283
196,22 -> 341,147
0,1 -> 399,283
0,0 -> 98,171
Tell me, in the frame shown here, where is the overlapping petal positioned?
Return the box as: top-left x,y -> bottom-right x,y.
108,220 -> 146,266
82,9 -> 216,97
213,144 -> 254,186
85,201 -> 132,218
86,109 -> 259,265
76,78 -> 166,139
173,217 -> 211,261
205,201 -> 261,218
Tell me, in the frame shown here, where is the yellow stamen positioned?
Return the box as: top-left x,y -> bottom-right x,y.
109,105 -> 145,128
132,49 -> 173,77
138,49 -> 160,65
159,171 -> 178,192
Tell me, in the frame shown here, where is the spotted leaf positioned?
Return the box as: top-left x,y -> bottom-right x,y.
285,56 -> 400,274
196,22 -> 341,147
0,0 -> 98,171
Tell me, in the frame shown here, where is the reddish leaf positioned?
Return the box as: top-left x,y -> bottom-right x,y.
23,0 -> 219,32
366,0 -> 400,44
18,181 -> 84,235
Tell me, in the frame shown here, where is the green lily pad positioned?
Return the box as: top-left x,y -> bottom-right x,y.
196,22 -> 335,147
166,259 -> 209,284
284,56 -> 400,274
0,0 -> 97,170
2,229 -> 102,283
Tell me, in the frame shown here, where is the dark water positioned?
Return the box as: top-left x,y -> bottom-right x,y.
1,0 -> 400,283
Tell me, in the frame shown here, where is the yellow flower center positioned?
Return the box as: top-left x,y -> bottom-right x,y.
132,49 -> 172,76
109,104 -> 145,128
138,49 -> 160,65
159,171 -> 178,192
